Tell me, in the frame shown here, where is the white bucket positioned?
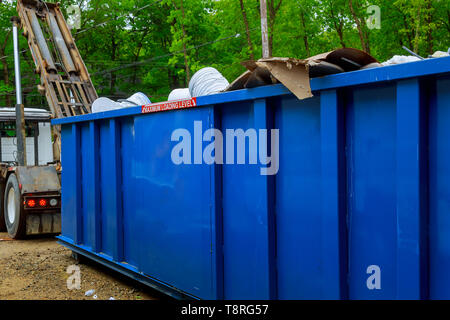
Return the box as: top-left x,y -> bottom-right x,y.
168,88 -> 191,101
189,67 -> 229,97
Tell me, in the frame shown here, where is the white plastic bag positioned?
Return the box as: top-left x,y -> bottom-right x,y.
382,55 -> 421,66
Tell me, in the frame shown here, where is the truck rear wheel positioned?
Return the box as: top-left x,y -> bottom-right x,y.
4,174 -> 26,239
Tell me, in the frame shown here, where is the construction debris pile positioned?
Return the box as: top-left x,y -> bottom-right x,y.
92,67 -> 229,113
91,47 -> 450,113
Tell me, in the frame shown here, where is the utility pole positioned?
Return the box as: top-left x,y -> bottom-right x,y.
260,0 -> 269,58
12,17 -> 27,166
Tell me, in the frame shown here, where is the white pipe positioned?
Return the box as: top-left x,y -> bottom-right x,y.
12,22 -> 22,105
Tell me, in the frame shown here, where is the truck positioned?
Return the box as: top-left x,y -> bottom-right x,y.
0,0 -> 96,239
0,108 -> 60,238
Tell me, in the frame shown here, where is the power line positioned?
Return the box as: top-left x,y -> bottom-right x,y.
75,2 -> 159,35
85,60 -> 181,66
0,1 -> 161,61
0,49 -> 27,61
0,28 -> 256,98
112,59 -> 244,83
92,28 -> 258,77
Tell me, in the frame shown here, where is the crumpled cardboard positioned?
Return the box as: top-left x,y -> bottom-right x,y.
255,58 -> 312,99
225,57 -> 312,100
225,48 -> 380,101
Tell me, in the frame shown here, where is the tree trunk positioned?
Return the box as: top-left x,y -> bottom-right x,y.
414,4 -> 422,53
132,47 -> 141,85
426,0 -> 433,55
299,8 -> 310,57
447,10 -> 450,32
267,0 -> 283,57
132,30 -> 149,85
348,0 -> 369,53
239,0 -> 254,60
168,68 -> 180,90
402,14 -> 413,49
333,19 -> 346,47
330,5 -> 346,48
1,61 -> 11,107
177,0 -> 190,84
0,31 -> 11,107
110,35 -> 117,94
364,28 -> 371,54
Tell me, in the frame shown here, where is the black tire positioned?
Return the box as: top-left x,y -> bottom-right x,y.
0,182 -> 6,232
4,174 -> 26,239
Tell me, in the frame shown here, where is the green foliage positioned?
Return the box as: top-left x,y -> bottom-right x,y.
0,0 -> 448,106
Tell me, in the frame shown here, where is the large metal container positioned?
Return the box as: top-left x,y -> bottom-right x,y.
53,57 -> 450,300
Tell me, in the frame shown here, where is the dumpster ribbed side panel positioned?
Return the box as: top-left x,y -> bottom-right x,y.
129,109 -> 215,298
120,118 -> 140,269
98,120 -> 117,258
221,100 -> 276,300
274,95 -> 323,299
80,124 -> 95,250
61,108 -> 218,299
61,124 -> 80,242
320,89 -> 347,300
429,76 -> 450,299
56,58 -> 450,300
395,78 -> 427,300
346,83 -> 398,299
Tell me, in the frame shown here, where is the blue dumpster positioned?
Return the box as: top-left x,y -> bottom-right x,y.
53,57 -> 450,300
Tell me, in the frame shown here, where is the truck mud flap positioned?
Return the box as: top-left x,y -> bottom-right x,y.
26,213 -> 61,235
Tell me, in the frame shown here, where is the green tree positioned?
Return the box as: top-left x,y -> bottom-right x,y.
0,0 -> 447,105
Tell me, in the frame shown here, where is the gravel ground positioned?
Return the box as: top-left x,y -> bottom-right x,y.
0,232 -> 164,300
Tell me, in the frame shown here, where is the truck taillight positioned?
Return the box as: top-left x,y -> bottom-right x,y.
24,196 -> 60,209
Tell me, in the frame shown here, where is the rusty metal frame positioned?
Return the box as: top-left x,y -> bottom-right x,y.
17,0 -> 97,120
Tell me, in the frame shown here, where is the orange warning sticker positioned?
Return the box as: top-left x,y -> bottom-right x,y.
142,98 -> 197,114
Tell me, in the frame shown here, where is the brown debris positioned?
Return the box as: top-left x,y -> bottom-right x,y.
225,48 -> 380,101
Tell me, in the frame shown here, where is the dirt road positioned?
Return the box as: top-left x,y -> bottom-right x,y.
0,233 -> 163,300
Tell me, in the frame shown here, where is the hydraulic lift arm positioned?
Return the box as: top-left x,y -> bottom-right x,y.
16,0 -> 97,120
